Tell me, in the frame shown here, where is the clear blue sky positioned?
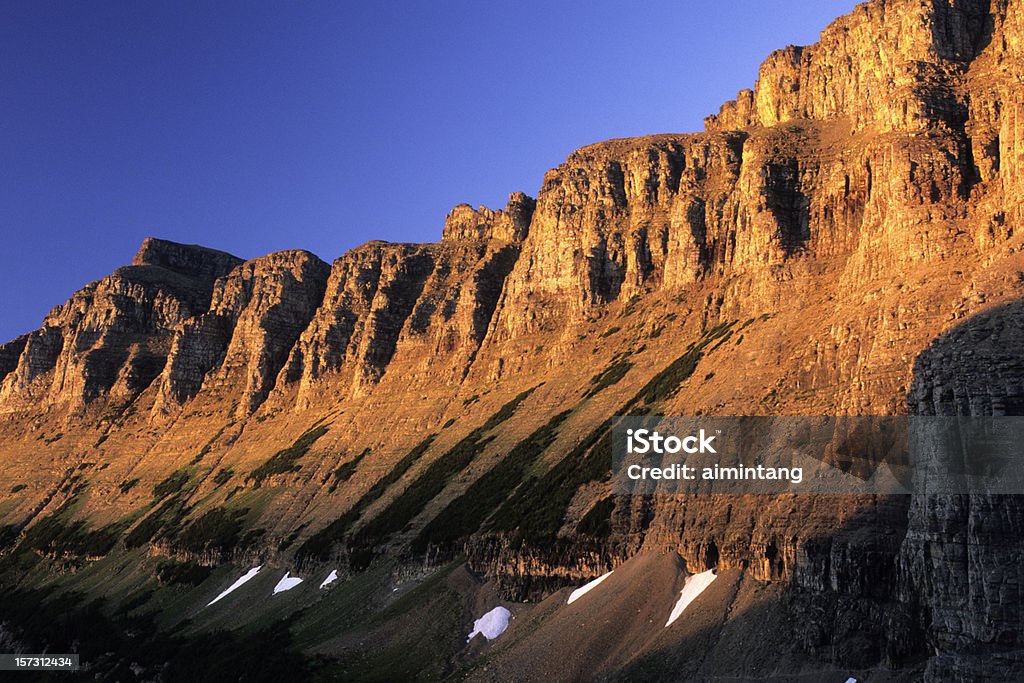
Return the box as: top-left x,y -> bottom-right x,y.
0,0 -> 858,343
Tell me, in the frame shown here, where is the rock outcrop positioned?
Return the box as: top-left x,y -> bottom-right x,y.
902,300 -> 1024,679
156,250 -> 330,416
441,191 -> 535,243
287,197 -> 530,408
0,240 -> 242,413
705,0 -> 991,133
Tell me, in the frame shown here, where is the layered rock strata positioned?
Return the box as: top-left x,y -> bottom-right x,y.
1,1 -> 1023,679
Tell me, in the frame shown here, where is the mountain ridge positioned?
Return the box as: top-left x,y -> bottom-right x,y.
2,0 -> 1024,679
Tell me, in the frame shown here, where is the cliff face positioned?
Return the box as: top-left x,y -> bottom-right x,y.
1,0 -> 1023,679
903,300 -> 1024,679
0,239 -> 242,413
706,0 -> 990,134
155,249 -> 331,417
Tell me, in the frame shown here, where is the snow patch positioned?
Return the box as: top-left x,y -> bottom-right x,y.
567,571 -> 614,605
467,606 -> 511,642
207,566 -> 262,606
273,572 -> 303,594
665,569 -> 717,627
845,679 -> 858,683
319,569 -> 339,589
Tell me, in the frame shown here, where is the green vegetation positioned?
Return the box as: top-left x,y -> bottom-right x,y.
247,423 -> 330,487
277,523 -> 308,552
152,469 -> 192,499
194,422 -> 232,463
9,483 -> 26,493
20,515 -> 127,558
328,448 -> 371,493
126,495 -> 264,555
488,418 -> 616,543
349,437 -> 435,515
175,506 -> 249,555
168,621 -> 309,681
118,478 -> 139,494
0,524 -> 18,550
584,355 -> 634,398
125,496 -> 188,549
0,538 -> 484,681
478,387 -> 537,431
155,559 -> 213,586
295,435 -> 436,563
298,385 -> 539,563
115,589 -> 154,615
353,431 -> 495,548
123,461 -> 253,551
4,484 -> 127,559
0,586 -> 312,682
576,495 -> 616,538
486,323 -> 735,544
213,468 -> 233,486
413,411 -> 571,552
633,321 -> 733,404
351,388 -> 538,550
313,561 -> 466,681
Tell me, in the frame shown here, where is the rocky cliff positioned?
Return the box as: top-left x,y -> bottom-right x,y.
2,0 -> 1024,680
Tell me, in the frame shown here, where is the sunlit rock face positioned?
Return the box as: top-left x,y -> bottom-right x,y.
2,1 -> 1024,678
0,238 -> 242,413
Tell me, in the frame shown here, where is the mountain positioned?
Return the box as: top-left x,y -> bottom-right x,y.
2,0 -> 1023,679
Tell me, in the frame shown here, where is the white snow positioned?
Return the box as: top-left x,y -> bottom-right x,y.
319,569 -> 339,589
273,571 -> 303,594
665,569 -> 717,627
466,606 -> 512,642
207,565 -> 262,606
845,679 -> 858,683
567,570 -> 614,605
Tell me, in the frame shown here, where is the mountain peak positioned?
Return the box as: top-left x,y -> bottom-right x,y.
441,192 -> 535,243
705,0 -> 1002,133
133,237 -> 243,280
